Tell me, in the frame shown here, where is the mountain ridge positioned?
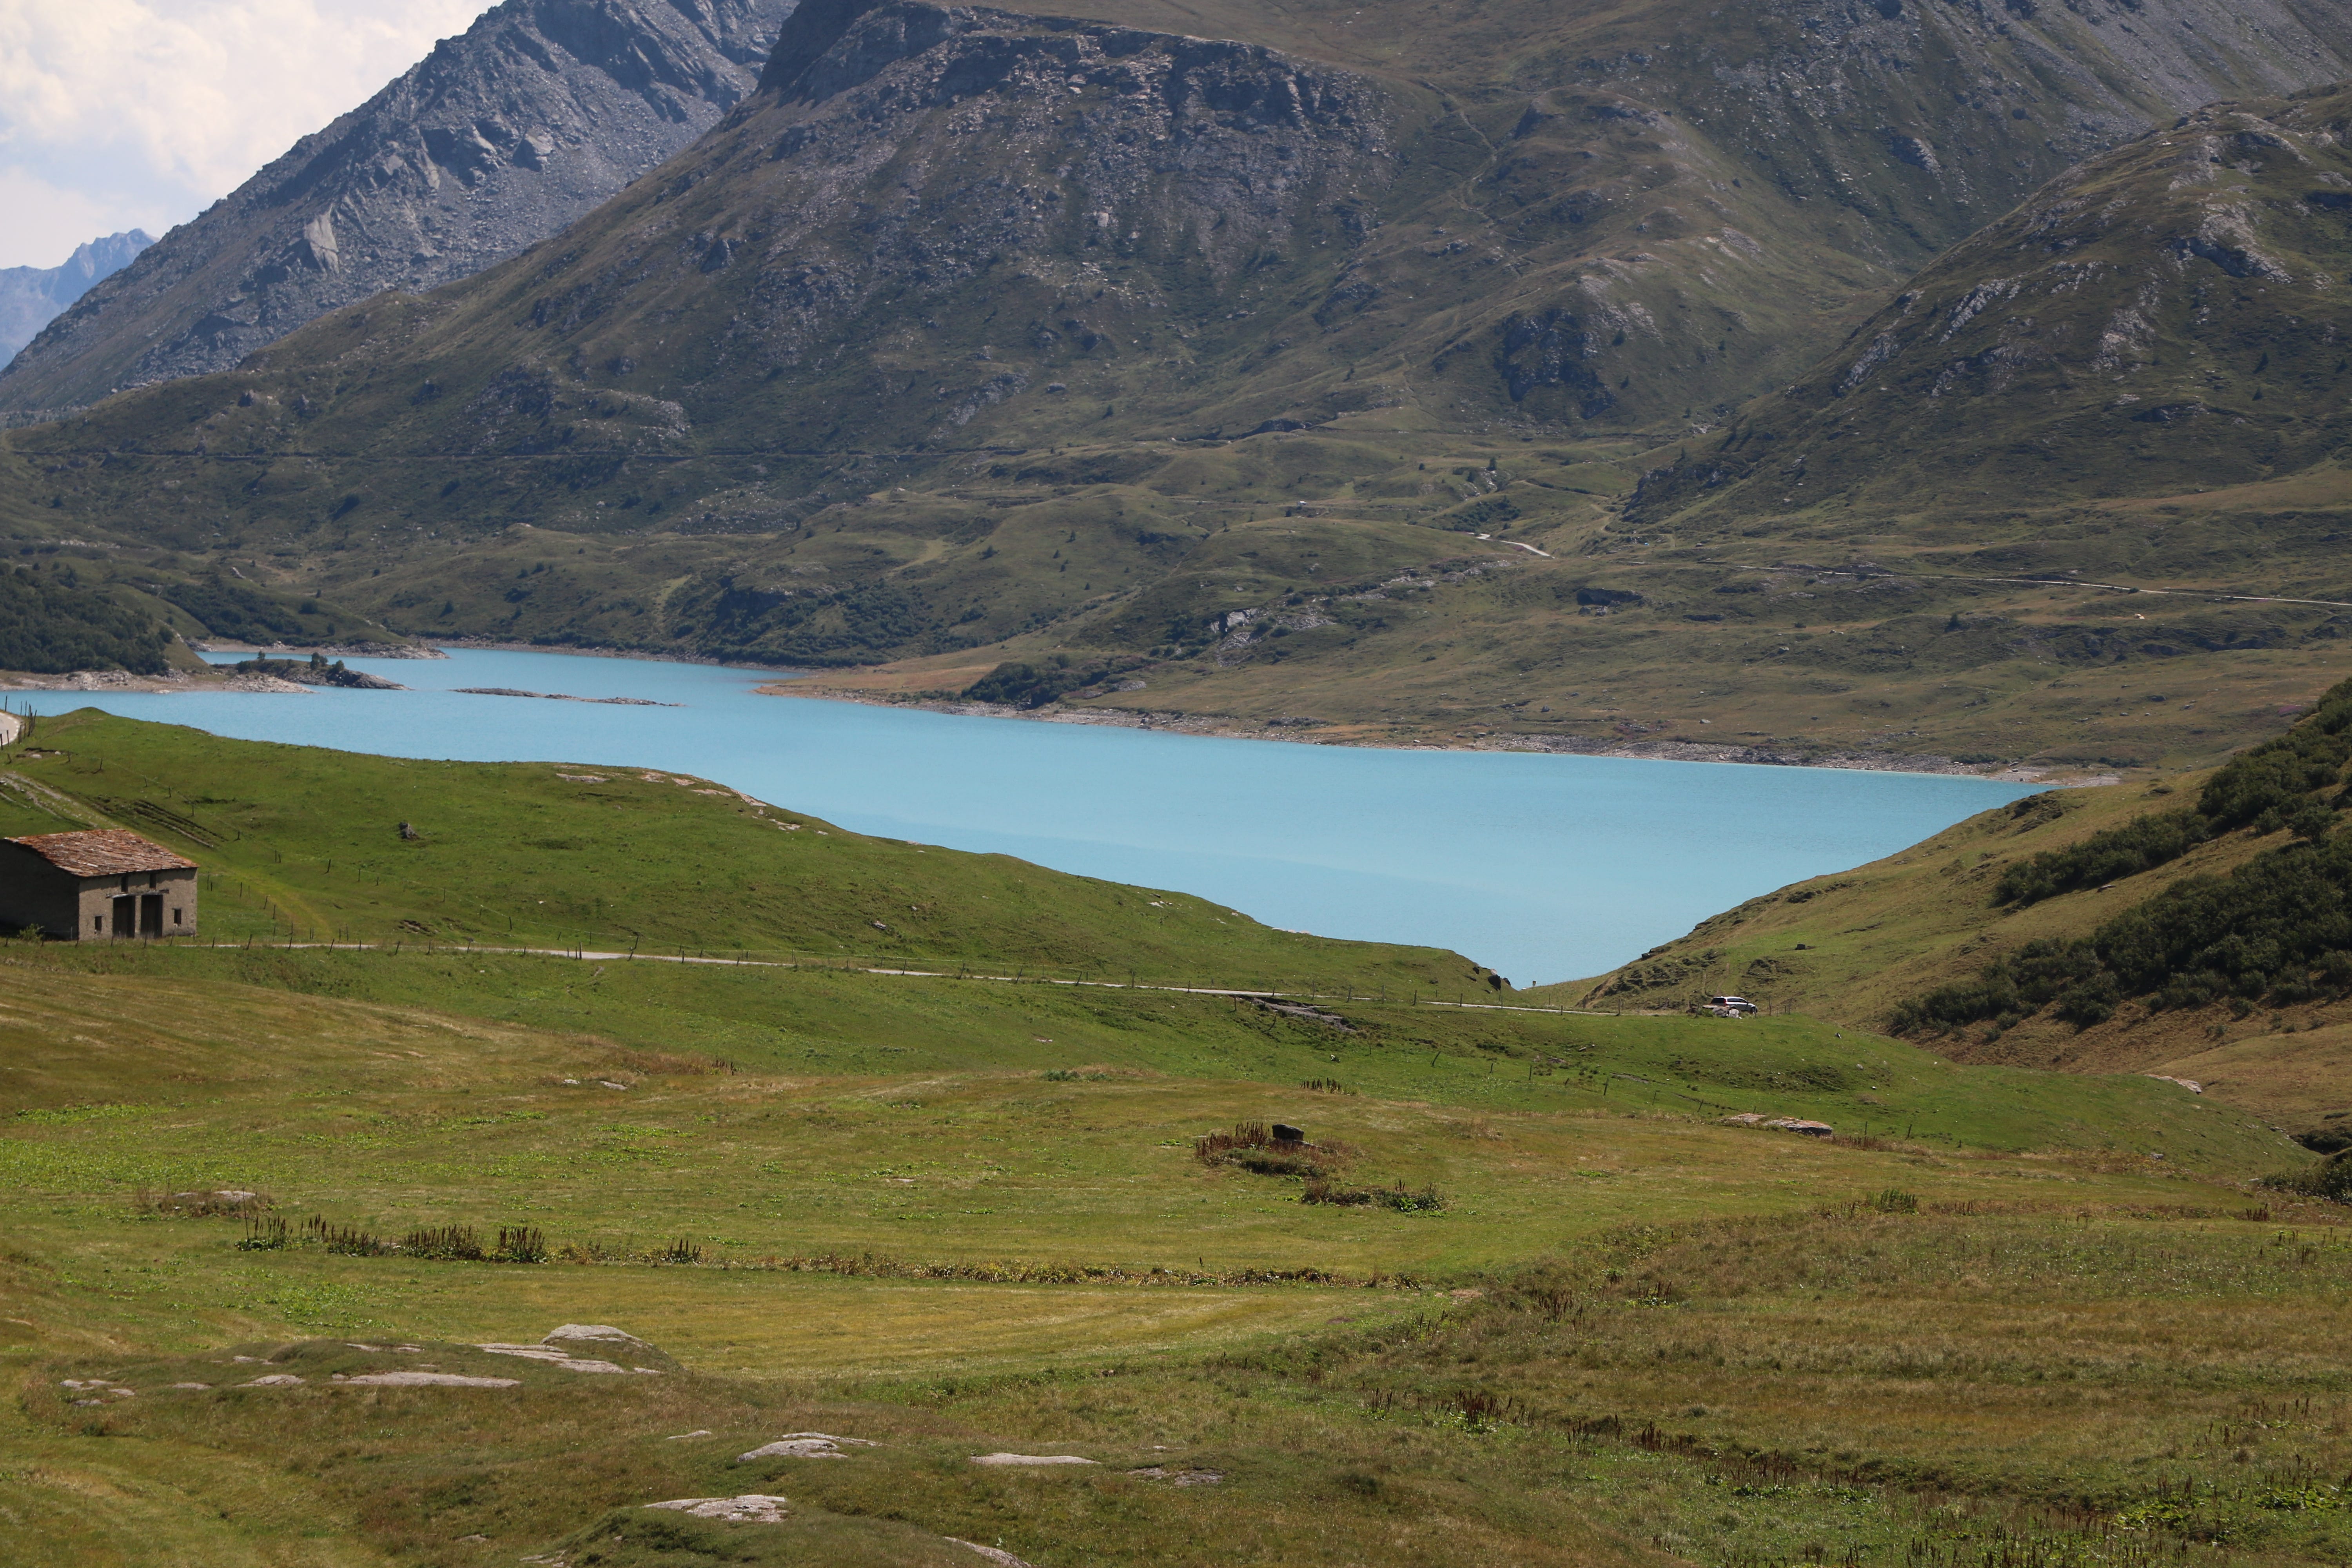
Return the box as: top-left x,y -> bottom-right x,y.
1626,85 -> 2352,535
0,0 -> 792,414
0,231 -> 152,367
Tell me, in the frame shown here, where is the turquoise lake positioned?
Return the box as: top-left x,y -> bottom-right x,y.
30,649 -> 2041,985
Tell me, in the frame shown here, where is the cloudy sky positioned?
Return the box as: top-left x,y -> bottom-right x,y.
0,0 -> 499,269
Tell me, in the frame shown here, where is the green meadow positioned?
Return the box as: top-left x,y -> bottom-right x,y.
2,724 -> 2346,1567
0,710 -> 1480,994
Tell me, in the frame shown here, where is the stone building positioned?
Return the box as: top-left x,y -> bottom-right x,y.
0,829 -> 198,940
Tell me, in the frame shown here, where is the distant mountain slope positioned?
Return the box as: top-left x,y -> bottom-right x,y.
0,0 -> 791,414
0,232 -> 152,369
1630,87 -> 2352,538
7,0 -> 2352,760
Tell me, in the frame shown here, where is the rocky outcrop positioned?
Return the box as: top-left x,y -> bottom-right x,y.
0,231 -> 152,365
0,0 -> 791,412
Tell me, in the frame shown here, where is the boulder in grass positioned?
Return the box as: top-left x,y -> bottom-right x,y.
643,1495 -> 791,1523
1763,1118 -> 1835,1138
479,1325 -> 676,1375
343,1371 -> 518,1388
1127,1466 -> 1224,1486
969,1453 -> 1096,1466
543,1323 -> 648,1349
947,1541 -> 1036,1566
737,1432 -> 880,1461
240,1374 -> 305,1387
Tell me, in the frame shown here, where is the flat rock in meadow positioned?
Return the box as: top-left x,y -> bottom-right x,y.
1127,1466 -> 1224,1486
969,1453 -> 1095,1466
644,1495 -> 791,1523
470,1329 -> 667,1375
544,1323 -> 648,1348
946,1541 -> 1035,1567
737,1433 -> 880,1461
343,1371 -> 519,1388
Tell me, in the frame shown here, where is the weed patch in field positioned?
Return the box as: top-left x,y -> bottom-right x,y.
1301,1179 -> 1447,1212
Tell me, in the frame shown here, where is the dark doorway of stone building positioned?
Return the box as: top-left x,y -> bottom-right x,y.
142,894 -> 164,936
112,895 -> 136,936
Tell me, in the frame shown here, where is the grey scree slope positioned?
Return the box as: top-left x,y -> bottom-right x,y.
0,0 -> 793,414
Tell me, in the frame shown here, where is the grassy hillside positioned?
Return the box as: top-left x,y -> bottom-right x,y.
0,710 -> 1481,992
0,699 -> 2338,1565
2,1 -> 2348,763
1,956 -> 2339,1566
1544,678 -> 2352,1141
11,945 -> 2276,1168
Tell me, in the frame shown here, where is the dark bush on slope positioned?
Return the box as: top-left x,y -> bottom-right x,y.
1992,679 -> 2352,908
0,566 -> 171,673
1899,831 -> 2352,1034
153,575 -> 312,643
1898,678 -> 2352,1032
1993,807 -> 2212,908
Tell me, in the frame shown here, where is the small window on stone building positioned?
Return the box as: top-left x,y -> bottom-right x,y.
173,907 -> 183,926
93,915 -> 103,931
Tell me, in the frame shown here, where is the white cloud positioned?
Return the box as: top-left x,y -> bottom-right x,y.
0,0 -> 497,267
0,166 -> 158,270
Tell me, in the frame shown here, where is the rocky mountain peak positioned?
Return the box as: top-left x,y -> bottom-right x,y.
0,231 -> 154,369
0,0 -> 793,414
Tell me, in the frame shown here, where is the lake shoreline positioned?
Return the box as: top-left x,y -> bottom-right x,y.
0,644 -> 2104,787
755,682 -> 2107,788
28,646 -> 2051,985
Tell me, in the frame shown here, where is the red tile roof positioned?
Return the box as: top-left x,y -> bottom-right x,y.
8,829 -> 197,877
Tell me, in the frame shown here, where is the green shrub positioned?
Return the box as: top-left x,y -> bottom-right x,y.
1993,807 -> 2209,907
2259,1151 -> 2352,1203
1993,679 -> 2352,911
962,661 -> 1091,708
1301,1180 -> 1446,1212
1898,684 -> 2352,1033
307,1216 -> 391,1256
495,1225 -> 548,1263
237,1216 -> 289,1251
0,565 -> 172,674
402,1224 -> 483,1260
1198,1120 -> 1349,1180
153,574 -> 311,642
